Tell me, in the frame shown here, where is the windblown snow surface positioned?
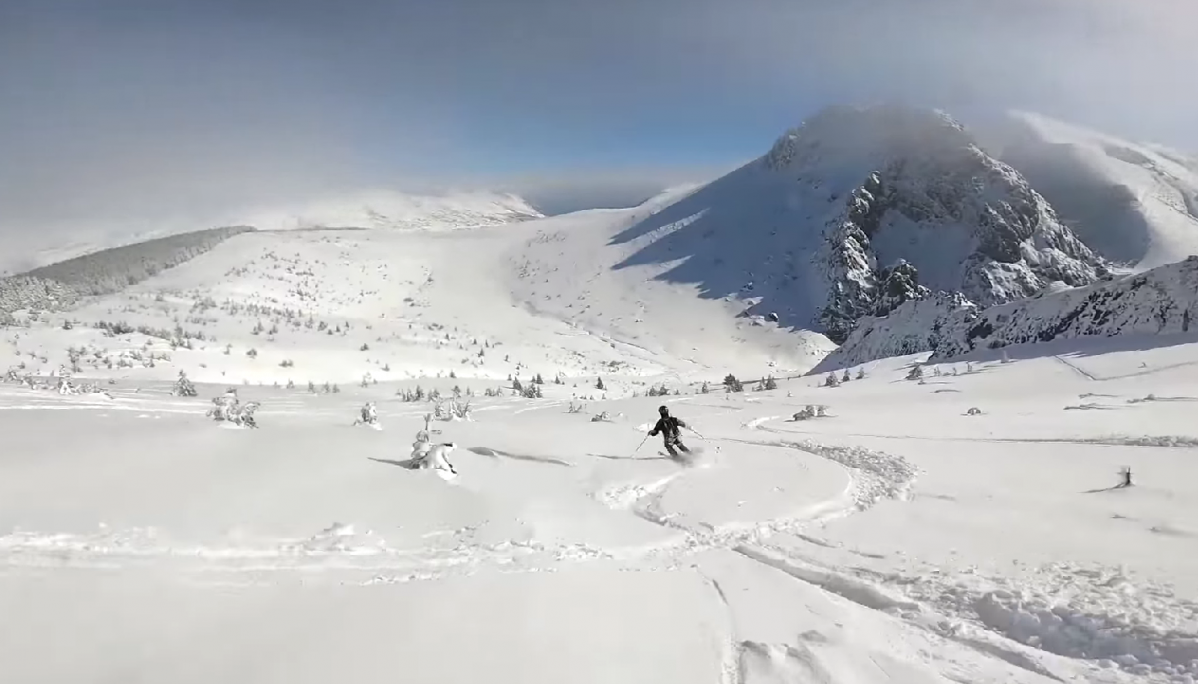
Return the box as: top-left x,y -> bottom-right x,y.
4,201 -> 1198,683
984,112 -> 1198,271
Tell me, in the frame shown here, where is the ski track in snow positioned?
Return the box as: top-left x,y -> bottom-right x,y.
7,357 -> 1198,681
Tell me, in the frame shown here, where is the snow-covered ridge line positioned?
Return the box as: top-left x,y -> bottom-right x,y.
816,256 -> 1198,371
0,226 -> 254,319
232,190 -> 542,232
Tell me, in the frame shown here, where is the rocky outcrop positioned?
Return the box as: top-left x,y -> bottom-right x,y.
813,256 -> 1198,372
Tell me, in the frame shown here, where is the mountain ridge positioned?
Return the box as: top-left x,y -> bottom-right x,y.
611,103 -> 1106,342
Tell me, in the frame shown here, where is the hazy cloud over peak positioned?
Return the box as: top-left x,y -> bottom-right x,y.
1,0 -> 1195,251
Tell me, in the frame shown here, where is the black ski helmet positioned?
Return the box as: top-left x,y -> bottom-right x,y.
658,405 -> 669,415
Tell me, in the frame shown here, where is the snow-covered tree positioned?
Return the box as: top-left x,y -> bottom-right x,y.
434,396 -> 472,421
172,370 -> 198,397
205,389 -> 260,428
353,402 -> 379,427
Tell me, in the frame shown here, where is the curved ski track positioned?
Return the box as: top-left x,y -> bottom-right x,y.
0,413 -> 918,587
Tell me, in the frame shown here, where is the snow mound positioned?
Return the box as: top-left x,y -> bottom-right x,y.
610,103 -> 1104,342
819,255 -> 1198,370
986,111 -> 1198,270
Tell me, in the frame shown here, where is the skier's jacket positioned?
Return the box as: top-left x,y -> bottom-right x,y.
650,415 -> 686,441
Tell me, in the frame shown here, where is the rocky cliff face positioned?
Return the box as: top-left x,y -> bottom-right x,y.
814,257 -> 1198,372
763,105 -> 1105,342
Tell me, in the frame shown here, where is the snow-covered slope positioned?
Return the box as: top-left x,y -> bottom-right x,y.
984,112 -> 1198,270
230,189 -> 542,231
1,201 -> 830,389
817,256 -> 1198,371
0,190 -> 541,277
611,104 -> 1105,343
6,336 -> 1198,683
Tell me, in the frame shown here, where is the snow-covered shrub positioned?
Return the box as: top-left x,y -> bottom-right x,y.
567,401 -> 586,414
205,390 -> 260,428
793,405 -> 829,421
434,397 -> 472,421
723,374 -> 743,392
824,373 -> 841,388
965,407 -> 982,416
905,364 -> 924,381
172,370 -> 198,397
353,402 -> 379,426
591,411 -> 611,422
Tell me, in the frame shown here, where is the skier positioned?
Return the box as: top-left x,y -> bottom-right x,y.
649,405 -> 691,459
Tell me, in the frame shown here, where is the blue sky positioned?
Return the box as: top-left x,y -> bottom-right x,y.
1,0 -> 1196,234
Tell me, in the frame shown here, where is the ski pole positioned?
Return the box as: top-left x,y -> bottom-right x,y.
631,433 -> 649,457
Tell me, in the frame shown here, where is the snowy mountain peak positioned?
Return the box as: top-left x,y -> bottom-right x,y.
769,104 -> 1105,341
608,104 -> 1106,344
981,111 -> 1198,270
765,104 -> 971,174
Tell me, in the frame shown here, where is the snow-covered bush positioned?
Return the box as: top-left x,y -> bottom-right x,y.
353,402 -> 379,426
824,373 -> 841,388
965,407 -> 982,416
723,374 -> 743,392
793,405 -> 829,421
172,370 -> 198,397
205,389 -> 260,428
590,411 -> 612,422
432,397 -> 472,421
517,382 -> 543,399
905,364 -> 924,381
